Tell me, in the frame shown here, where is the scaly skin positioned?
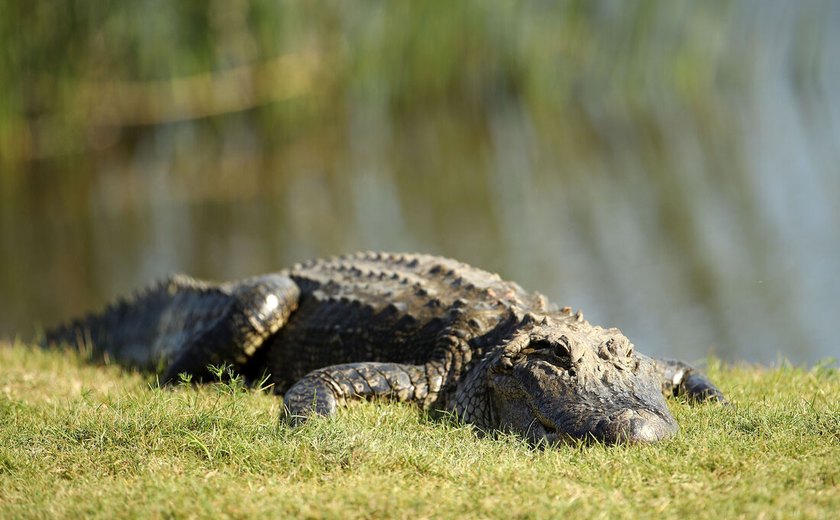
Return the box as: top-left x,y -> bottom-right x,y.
44,252 -> 726,444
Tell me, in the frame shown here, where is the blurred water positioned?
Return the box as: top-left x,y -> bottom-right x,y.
0,1 -> 837,365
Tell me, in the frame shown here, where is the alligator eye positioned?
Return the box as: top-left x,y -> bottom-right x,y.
529,340 -> 552,353
554,336 -> 571,358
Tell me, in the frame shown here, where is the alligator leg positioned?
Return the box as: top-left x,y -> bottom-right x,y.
159,274 -> 300,383
282,362 -> 437,425
650,358 -> 728,404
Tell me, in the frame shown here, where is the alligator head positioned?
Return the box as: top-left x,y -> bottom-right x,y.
473,314 -> 678,445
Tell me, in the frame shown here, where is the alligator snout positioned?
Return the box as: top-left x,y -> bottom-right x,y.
603,409 -> 679,444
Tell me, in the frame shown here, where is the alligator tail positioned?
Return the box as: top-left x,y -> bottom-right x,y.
42,275 -> 225,371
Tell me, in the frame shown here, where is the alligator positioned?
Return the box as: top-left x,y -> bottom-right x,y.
44,252 -> 726,444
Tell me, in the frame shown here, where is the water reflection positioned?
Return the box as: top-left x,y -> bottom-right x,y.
0,1 -> 837,365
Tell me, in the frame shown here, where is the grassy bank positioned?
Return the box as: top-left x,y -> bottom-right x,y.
0,342 -> 837,519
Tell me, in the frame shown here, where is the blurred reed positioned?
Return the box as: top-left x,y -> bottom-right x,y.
0,1 -> 837,364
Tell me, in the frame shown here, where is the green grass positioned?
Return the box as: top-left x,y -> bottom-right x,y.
0,342 -> 837,519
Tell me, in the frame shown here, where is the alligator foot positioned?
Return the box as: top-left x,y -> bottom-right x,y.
652,358 -> 728,404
